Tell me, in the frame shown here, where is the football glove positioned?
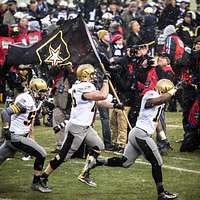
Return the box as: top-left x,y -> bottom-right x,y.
103,71 -> 111,81
113,102 -> 124,110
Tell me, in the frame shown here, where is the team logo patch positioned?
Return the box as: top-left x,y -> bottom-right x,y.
36,31 -> 72,66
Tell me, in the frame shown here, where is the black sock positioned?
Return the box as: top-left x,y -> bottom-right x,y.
157,182 -> 165,195
41,172 -> 49,179
33,175 -> 40,184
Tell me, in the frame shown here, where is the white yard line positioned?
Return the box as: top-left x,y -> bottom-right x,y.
69,160 -> 200,175
170,156 -> 192,161
135,160 -> 200,174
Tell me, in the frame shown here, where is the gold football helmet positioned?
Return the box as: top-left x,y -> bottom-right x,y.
155,79 -> 174,94
76,64 -> 95,82
29,78 -> 48,100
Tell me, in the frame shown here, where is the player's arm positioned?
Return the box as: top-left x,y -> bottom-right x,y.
97,100 -> 124,110
83,80 -> 109,101
145,88 -> 177,108
1,102 -> 26,128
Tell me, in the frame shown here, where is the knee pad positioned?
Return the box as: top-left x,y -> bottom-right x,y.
50,154 -> 65,170
107,156 -> 128,167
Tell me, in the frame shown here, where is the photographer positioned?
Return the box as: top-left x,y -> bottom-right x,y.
127,44 -> 153,128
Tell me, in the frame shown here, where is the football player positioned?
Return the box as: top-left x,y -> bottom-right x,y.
40,64 -> 123,189
85,79 -> 179,200
0,78 -> 52,193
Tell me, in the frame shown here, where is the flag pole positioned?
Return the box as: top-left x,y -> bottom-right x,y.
83,18 -> 132,129
99,62 -> 132,129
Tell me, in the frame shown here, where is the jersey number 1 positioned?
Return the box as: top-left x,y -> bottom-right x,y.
153,107 -> 162,122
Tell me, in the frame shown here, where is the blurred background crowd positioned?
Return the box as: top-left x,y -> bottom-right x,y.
0,0 -> 199,158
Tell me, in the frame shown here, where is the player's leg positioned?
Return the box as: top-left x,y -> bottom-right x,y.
78,126 -> 104,187
135,134 -> 177,200
41,123 -> 86,189
97,127 -> 141,168
10,135 -> 51,193
0,140 -> 16,164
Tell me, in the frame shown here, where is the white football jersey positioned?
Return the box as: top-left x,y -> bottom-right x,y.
136,90 -> 164,135
69,81 -> 96,126
10,92 -> 37,135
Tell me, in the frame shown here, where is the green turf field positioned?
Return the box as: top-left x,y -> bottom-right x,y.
0,112 -> 199,200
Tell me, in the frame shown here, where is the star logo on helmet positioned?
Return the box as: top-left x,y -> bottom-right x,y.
36,31 -> 72,66
45,45 -> 64,66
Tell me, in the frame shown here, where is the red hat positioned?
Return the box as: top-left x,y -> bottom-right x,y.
112,34 -> 123,42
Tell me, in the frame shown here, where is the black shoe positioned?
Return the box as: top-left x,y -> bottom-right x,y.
78,172 -> 96,187
114,146 -> 125,155
40,177 -> 49,188
31,182 -> 52,193
158,191 -> 178,200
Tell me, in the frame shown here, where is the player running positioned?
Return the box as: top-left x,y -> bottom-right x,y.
81,79 -> 179,200
0,78 -> 52,193
40,64 -> 123,190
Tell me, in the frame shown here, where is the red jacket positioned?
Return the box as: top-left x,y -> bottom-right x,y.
141,65 -> 174,96
164,34 -> 185,63
0,36 -> 14,65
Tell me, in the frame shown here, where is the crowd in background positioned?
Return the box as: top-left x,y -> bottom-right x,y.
0,0 -> 199,157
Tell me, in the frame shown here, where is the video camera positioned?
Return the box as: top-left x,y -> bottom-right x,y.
129,44 -> 147,57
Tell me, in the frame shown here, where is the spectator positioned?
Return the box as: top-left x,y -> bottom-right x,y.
141,6 -> 157,44
0,1 -> 8,24
176,11 -> 196,48
126,20 -> 142,47
0,24 -> 14,66
107,0 -> 121,17
163,25 -> 185,74
96,29 -> 113,151
28,0 -> 42,30
51,67 -> 71,153
13,16 -> 29,45
3,0 -> 17,25
180,36 -> 200,152
121,1 -> 140,35
111,33 -> 125,57
158,0 -> 180,29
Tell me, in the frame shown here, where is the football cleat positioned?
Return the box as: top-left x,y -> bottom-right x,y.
40,177 -> 49,189
31,182 -> 52,193
78,172 -> 97,187
158,191 -> 178,200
